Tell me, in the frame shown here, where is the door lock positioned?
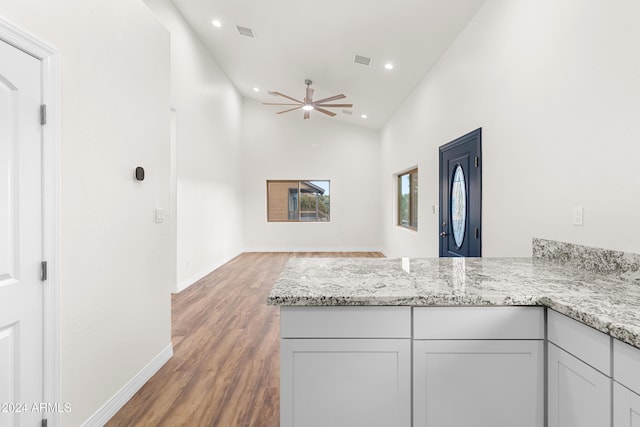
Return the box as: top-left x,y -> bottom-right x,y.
440,221 -> 448,237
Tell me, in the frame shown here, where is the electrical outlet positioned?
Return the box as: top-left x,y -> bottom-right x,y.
402,257 -> 410,273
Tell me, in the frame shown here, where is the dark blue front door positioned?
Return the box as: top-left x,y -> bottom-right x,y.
439,128 -> 482,257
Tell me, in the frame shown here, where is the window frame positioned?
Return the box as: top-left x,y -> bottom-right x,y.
266,180 -> 331,223
397,168 -> 418,230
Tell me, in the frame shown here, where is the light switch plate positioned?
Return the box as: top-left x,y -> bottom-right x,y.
155,208 -> 165,223
572,207 -> 584,226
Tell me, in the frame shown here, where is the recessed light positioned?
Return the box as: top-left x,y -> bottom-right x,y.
212,19 -> 222,28
253,87 -> 260,92
384,63 -> 394,70
361,114 -> 368,119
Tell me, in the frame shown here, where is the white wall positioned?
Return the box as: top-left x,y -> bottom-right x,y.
381,0 -> 640,257
0,1 -> 172,425
144,0 -> 244,291
242,99 -> 381,251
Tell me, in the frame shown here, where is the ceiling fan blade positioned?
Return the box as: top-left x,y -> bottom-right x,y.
271,91 -> 304,104
277,106 -> 303,114
314,103 -> 353,108
263,102 -> 301,106
306,87 -> 314,103
304,110 -> 310,120
315,107 -> 337,117
313,94 -> 346,104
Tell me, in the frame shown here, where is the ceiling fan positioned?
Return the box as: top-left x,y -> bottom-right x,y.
263,79 -> 353,119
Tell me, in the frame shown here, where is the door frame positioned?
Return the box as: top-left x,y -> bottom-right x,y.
0,16 -> 61,426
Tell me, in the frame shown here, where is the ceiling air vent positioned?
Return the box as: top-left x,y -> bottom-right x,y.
354,54 -> 371,66
342,109 -> 353,115
236,25 -> 255,38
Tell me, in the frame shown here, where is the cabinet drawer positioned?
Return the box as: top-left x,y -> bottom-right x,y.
280,306 -> 411,338
614,339 -> 640,395
413,306 -> 544,340
547,310 -> 611,375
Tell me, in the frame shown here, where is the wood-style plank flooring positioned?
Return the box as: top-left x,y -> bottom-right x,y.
106,252 -> 383,427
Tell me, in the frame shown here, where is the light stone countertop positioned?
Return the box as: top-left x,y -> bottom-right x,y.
267,256 -> 640,349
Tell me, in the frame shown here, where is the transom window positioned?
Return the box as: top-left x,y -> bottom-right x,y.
397,169 -> 418,230
267,180 -> 330,222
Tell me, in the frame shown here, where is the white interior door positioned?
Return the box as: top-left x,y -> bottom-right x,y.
0,39 -> 44,427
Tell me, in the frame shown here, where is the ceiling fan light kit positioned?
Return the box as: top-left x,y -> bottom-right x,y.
262,79 -> 353,120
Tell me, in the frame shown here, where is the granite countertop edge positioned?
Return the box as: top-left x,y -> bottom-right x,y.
267,257 -> 640,350
269,293 -> 640,349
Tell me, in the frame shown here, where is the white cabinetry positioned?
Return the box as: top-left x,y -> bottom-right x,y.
281,338 -> 410,427
547,310 -> 612,427
413,339 -> 543,426
279,305 -> 640,427
614,339 -> 640,427
279,306 -> 411,427
614,383 -> 640,427
413,307 -> 544,427
547,343 -> 611,427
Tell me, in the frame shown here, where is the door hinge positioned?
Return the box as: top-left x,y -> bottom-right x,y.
474,156 -> 479,168
42,419 -> 48,427
475,228 -> 480,239
41,261 -> 48,281
40,104 -> 47,125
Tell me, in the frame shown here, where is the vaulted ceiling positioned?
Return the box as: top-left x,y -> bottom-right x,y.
172,0 -> 486,130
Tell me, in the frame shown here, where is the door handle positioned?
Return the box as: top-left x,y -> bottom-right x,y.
440,232 -> 448,237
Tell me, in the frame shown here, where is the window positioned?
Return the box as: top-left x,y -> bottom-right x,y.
398,169 -> 418,229
267,180 -> 330,222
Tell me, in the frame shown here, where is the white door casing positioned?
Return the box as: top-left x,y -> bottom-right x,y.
0,37 -> 44,427
0,15 -> 60,427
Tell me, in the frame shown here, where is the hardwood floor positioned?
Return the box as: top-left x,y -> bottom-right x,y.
106,252 -> 384,427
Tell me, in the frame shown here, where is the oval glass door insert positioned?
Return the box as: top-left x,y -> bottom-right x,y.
451,165 -> 467,248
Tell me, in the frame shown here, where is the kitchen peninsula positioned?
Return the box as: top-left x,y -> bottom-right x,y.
268,239 -> 640,427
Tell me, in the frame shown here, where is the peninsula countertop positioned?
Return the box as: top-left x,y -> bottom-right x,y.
267,256 -> 640,349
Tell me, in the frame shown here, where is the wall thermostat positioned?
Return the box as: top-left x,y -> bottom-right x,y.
135,167 -> 145,181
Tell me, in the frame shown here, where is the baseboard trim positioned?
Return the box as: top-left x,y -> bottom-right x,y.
81,343 -> 173,427
175,252 -> 241,293
242,247 -> 384,253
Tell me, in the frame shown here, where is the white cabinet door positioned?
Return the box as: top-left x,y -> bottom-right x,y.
614,382 -> 640,427
280,338 -> 411,427
413,340 -> 543,427
548,343 -> 611,427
